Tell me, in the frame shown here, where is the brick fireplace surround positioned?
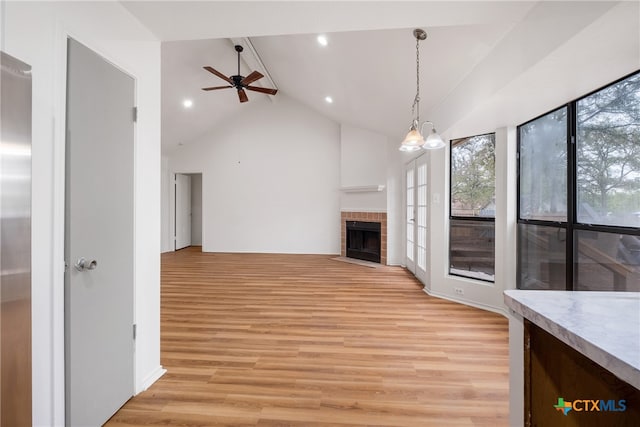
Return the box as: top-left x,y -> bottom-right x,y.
341,211 -> 387,265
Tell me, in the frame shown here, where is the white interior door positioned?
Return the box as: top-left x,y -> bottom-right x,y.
175,173 -> 192,250
405,162 -> 416,273
65,38 -> 135,426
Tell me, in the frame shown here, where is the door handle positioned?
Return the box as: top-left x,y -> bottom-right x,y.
75,257 -> 97,271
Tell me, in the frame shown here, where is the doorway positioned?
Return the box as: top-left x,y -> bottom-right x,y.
405,154 -> 429,284
65,38 -> 135,426
174,173 -> 202,250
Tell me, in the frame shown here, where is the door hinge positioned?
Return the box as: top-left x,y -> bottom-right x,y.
133,324 -> 137,340
133,106 -> 138,123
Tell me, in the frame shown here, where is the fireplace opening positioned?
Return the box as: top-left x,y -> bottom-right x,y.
346,221 -> 381,263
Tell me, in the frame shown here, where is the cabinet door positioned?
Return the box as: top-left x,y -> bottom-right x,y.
525,320 -> 640,427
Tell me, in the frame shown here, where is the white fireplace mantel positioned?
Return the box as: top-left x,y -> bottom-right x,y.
339,185 -> 385,193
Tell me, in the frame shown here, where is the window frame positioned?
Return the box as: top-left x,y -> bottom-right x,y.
449,132 -> 496,283
516,70 -> 640,291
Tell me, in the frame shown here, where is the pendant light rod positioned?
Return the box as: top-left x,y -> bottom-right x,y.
399,28 -> 445,151
413,29 -> 425,124
235,44 -> 243,75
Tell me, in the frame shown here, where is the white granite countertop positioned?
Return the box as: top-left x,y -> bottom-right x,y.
504,290 -> 640,390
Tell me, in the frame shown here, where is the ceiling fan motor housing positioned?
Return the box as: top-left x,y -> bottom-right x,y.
231,75 -> 244,88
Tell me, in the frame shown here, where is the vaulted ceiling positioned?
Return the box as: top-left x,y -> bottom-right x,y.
120,1 -> 634,152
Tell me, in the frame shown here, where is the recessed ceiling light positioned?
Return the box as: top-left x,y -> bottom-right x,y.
183,99 -> 193,108
317,35 -> 328,47
325,96 -> 333,104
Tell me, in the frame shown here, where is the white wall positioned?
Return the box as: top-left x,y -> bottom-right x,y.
385,138 -> 405,266
168,94 -> 341,254
339,124 -> 387,212
160,155 -> 172,252
3,2 -> 162,425
190,173 -> 203,246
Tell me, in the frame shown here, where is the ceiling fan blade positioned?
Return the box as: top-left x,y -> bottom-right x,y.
240,70 -> 264,86
237,88 -> 249,103
201,85 -> 233,91
246,86 -> 278,95
203,66 -> 232,84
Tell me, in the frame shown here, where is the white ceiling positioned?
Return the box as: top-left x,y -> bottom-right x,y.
161,24 -> 515,151
121,1 -> 628,153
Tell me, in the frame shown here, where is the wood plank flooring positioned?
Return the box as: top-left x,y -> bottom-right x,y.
106,247 -> 509,426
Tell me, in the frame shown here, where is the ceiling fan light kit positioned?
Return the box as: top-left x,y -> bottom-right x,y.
201,44 -> 278,103
399,28 -> 445,151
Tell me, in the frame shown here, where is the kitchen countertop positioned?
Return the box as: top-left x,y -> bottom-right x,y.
504,290 -> 640,390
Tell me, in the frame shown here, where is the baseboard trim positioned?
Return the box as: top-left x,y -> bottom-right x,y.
137,365 -> 166,394
422,288 -> 510,318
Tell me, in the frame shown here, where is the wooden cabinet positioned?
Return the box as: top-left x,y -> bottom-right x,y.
524,320 -> 640,426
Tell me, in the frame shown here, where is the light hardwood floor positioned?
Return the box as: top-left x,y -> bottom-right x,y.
106,247 -> 509,426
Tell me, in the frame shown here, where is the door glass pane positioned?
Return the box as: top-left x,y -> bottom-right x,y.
575,229 -> 640,291
518,224 -> 567,290
418,162 -> 426,185
417,186 -> 426,206
519,108 -> 567,221
407,223 -> 414,244
417,247 -> 426,270
449,219 -> 495,281
576,73 -> 640,227
418,206 -> 427,228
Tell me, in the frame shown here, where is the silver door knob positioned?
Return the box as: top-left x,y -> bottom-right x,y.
75,257 -> 97,271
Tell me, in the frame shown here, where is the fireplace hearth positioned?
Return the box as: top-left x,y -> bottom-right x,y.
346,221 -> 381,263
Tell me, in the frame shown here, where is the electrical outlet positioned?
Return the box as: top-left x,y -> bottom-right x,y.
454,287 -> 464,296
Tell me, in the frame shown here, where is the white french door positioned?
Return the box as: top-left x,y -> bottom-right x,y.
405,163 -> 416,273
405,155 -> 429,283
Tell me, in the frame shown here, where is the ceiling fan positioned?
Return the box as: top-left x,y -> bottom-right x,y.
201,45 -> 278,103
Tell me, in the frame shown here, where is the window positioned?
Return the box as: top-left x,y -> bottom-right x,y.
450,133 -> 496,281
519,107 -> 567,222
517,71 -> 640,292
576,75 -> 640,228
517,109 -> 568,290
